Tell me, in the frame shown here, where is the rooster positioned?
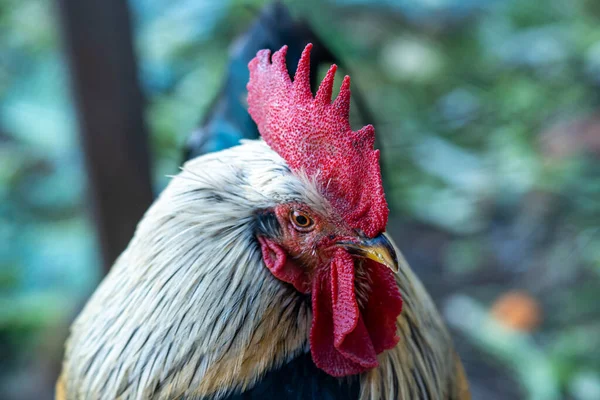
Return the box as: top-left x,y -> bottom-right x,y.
57,44 -> 470,400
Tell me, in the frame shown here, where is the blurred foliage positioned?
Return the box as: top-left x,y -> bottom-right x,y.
1,0 -> 600,399
0,0 -> 100,393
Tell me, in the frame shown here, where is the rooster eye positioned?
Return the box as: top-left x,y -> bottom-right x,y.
290,210 -> 314,231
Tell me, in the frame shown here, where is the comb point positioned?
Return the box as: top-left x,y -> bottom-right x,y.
293,43 -> 313,99
333,75 -> 352,117
256,49 -> 271,66
315,64 -> 338,104
356,124 -> 376,147
272,45 -> 289,73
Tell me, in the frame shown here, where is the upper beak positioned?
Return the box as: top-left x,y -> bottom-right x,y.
339,233 -> 399,273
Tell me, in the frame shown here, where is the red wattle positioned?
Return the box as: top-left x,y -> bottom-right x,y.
362,259 -> 404,353
330,249 -> 359,345
310,249 -> 403,377
331,250 -> 377,367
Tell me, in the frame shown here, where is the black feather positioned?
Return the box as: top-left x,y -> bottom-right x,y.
201,352 -> 360,400
255,210 -> 282,239
183,2 -> 337,161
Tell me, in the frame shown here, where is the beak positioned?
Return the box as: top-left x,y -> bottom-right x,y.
339,233 -> 399,273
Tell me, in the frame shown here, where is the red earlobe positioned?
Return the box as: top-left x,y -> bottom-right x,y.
258,236 -> 310,293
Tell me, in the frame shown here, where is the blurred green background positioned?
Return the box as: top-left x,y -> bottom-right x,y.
1,0 -> 599,399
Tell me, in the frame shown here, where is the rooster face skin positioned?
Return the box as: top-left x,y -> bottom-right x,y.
256,201 -> 398,293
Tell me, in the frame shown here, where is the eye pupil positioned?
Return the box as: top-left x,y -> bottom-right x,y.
295,215 -> 308,226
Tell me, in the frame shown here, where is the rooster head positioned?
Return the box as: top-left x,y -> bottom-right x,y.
247,44 -> 403,377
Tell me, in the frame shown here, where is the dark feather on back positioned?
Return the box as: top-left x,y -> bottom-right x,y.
201,352 -> 360,400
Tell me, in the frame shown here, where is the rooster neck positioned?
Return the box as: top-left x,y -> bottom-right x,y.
61,141 -> 317,399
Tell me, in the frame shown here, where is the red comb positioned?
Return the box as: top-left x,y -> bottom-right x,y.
247,44 -> 388,237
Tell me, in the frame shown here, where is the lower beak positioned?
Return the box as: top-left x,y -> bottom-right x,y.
339,233 -> 399,273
